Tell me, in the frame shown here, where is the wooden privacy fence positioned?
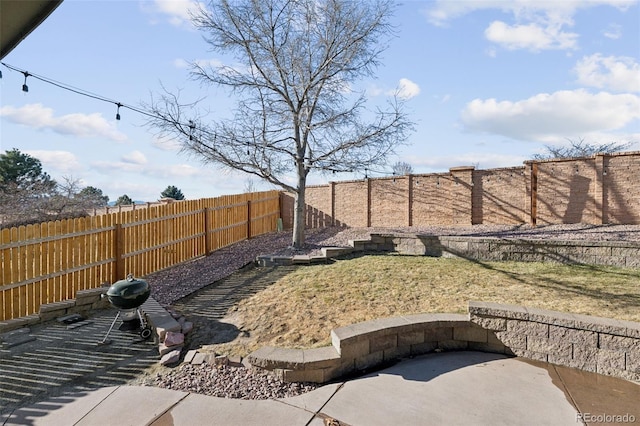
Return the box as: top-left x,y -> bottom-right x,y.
0,190 -> 280,321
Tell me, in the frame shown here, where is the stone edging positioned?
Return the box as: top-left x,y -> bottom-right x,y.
0,288 -> 110,334
256,234 -> 640,268
246,302 -> 640,384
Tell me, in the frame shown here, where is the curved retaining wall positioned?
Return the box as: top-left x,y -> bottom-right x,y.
247,302 -> 640,384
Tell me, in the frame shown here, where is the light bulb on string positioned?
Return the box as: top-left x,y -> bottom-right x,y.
22,71 -> 30,92
115,103 -> 122,120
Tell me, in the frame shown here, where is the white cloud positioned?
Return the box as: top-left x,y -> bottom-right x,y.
461,89 -> 640,142
602,23 -> 623,39
146,0 -> 202,27
369,79 -> 421,99
0,103 -> 127,142
424,0 -> 635,51
122,150 -> 148,165
394,78 -> 421,100
424,1 -> 635,27
151,135 -> 182,151
484,21 -> 578,51
25,150 -> 83,175
574,54 -> 640,93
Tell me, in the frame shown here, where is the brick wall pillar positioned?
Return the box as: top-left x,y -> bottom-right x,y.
449,166 -> 475,226
594,154 -> 606,224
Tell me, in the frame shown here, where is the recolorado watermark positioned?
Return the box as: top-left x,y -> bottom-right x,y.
577,413 -> 636,423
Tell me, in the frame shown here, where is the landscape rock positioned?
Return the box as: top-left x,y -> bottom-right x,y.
181,321 -> 193,334
164,331 -> 184,347
160,349 -> 182,366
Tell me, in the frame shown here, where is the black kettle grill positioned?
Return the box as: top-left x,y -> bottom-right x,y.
100,273 -> 153,343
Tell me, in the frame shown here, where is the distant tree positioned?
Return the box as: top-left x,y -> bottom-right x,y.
0,149 -> 57,226
391,161 -> 413,175
160,185 -> 185,200
78,186 -> 109,206
243,178 -> 257,194
0,148 -> 56,193
115,194 -> 133,206
532,138 -> 632,160
147,0 -> 413,248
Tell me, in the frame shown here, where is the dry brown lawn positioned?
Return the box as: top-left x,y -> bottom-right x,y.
203,254 -> 640,357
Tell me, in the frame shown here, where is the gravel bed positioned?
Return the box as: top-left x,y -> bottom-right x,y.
141,363 -> 319,399
140,223 -> 640,400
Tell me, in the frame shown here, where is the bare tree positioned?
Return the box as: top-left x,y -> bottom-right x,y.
147,0 -> 413,248
532,138 -> 632,160
391,161 -> 413,175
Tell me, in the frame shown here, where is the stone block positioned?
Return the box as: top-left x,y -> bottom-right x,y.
164,331 -> 184,347
494,331 -> 526,349
507,320 -> 549,338
505,347 -> 548,362
156,327 -> 168,342
323,359 -> 355,382
468,301 -> 528,320
370,333 -> 397,353
596,349 -> 626,372
424,327 -> 452,342
551,346 -> 597,372
453,324 -> 488,343
384,345 -> 411,362
247,346 -> 305,370
302,346 -> 341,370
338,339 -> 370,360
281,368 -> 325,383
526,336 -> 571,357
191,352 -> 207,365
183,350 -> 198,364
355,350 -> 383,370
626,352 -> 640,373
548,326 -> 597,346
159,343 -> 183,356
397,330 -> 424,347
598,334 -> 640,352
467,341 -> 506,354
470,316 -> 507,331
39,308 -> 68,322
410,341 -> 438,356
160,349 -> 182,366
438,340 -> 468,351
214,355 -> 229,366
39,300 -> 75,313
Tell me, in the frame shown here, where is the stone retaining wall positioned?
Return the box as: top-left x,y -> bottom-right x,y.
364,234 -> 640,268
0,288 -> 109,333
247,302 -> 640,384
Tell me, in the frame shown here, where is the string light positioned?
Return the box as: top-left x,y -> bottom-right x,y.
22,71 -> 30,92
0,61 -> 401,179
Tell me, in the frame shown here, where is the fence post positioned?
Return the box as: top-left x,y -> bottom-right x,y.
247,200 -> 252,239
114,223 -> 125,280
203,208 -> 211,255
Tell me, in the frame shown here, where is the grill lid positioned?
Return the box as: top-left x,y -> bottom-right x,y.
106,273 -> 151,310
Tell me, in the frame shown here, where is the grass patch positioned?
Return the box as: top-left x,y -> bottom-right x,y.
206,254 -> 640,357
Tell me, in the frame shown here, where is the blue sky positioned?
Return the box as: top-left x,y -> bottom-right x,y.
1,0 -> 639,202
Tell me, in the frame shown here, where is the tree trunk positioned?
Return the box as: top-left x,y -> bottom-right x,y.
292,175 -> 306,248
